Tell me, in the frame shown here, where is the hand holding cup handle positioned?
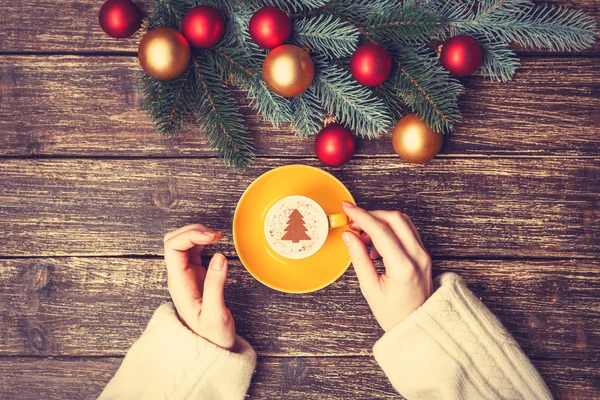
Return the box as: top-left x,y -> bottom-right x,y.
341,202 -> 434,332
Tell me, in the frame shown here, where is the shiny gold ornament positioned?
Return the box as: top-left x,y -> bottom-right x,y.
262,44 -> 314,97
392,114 -> 443,164
138,27 -> 191,80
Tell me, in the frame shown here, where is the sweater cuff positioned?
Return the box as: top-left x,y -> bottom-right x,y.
373,273 -> 552,400
99,302 -> 257,400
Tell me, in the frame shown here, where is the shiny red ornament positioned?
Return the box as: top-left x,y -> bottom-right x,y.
98,0 -> 141,38
182,6 -> 225,48
440,35 -> 482,77
249,7 -> 291,49
314,124 -> 356,166
349,44 -> 392,87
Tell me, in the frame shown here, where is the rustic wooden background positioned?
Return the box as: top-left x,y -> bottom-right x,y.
1,1 -> 599,399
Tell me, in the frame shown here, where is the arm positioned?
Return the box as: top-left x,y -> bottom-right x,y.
341,203 -> 551,400
100,225 -> 256,400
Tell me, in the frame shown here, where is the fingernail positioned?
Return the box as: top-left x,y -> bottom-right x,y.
342,231 -> 352,246
343,201 -> 355,208
211,253 -> 225,270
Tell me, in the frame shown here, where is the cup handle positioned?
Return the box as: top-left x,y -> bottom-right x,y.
328,213 -> 349,229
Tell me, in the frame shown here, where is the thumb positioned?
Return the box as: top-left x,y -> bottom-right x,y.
342,231 -> 380,297
202,253 -> 228,312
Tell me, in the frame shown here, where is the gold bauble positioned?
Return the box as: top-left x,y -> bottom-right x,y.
262,44 -> 314,97
138,27 -> 191,80
392,114 -> 443,164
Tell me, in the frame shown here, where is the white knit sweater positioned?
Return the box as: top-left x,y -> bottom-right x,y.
99,273 -> 552,399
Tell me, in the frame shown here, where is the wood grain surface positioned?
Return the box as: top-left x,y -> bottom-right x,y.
0,356 -> 598,399
1,0 -> 599,398
0,0 -> 598,54
1,257 -> 598,360
1,56 -> 600,157
0,158 -> 598,258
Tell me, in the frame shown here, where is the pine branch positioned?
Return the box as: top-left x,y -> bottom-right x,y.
147,0 -> 191,29
363,2 -> 443,46
392,46 -> 463,133
208,21 -> 293,127
477,38 -> 520,82
434,0 -> 597,52
291,14 -> 359,58
192,54 -> 255,170
290,88 -> 323,136
311,56 -> 393,138
374,73 -> 404,122
141,67 -> 196,136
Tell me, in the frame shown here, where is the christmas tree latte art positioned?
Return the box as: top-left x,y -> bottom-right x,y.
101,0 -> 597,169
264,196 -> 329,260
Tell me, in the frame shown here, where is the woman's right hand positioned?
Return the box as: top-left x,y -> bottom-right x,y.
341,202 -> 434,332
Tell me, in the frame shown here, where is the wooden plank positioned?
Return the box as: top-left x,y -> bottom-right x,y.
1,56 -> 600,157
0,158 -> 598,258
0,356 -> 597,399
1,258 -> 598,360
0,0 -> 598,55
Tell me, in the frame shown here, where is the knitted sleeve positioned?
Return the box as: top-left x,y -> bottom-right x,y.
373,273 -> 552,400
98,302 -> 257,400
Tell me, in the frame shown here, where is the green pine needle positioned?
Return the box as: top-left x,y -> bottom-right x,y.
477,38 -> 520,83
363,3 -> 443,46
290,89 -> 323,136
292,14 -> 359,58
392,47 -> 463,133
312,56 -> 393,138
192,54 -> 255,170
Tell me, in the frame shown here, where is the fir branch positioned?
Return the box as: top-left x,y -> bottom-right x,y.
208,21 -> 293,127
477,38 -> 520,82
291,14 -> 359,58
141,67 -> 196,136
311,56 -> 393,138
192,54 -> 255,170
375,72 -> 404,122
231,11 -> 264,55
363,2 -> 443,46
392,46 -> 463,133
147,0 -> 191,29
434,0 -> 597,52
290,88 -> 323,136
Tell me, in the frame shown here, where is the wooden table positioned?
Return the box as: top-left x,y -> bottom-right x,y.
0,1 -> 599,399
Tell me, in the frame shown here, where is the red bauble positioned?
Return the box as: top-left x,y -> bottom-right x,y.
349,44 -> 392,87
249,7 -> 291,49
314,124 -> 356,166
98,0 -> 141,38
440,35 -> 482,77
182,6 -> 225,48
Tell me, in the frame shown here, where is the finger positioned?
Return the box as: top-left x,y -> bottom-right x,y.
342,231 -> 380,297
202,253 -> 228,313
164,224 -> 211,242
189,244 -> 204,266
342,202 -> 408,263
359,231 -> 380,259
164,230 -> 221,273
404,214 -> 425,248
370,246 -> 381,260
367,210 -> 424,259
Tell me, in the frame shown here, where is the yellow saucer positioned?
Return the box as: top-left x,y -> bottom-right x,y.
233,165 -> 355,293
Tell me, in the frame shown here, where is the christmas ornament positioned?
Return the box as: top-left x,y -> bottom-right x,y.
98,0 -> 141,38
314,124 -> 356,166
440,35 -> 483,77
138,28 -> 191,80
182,6 -> 225,48
392,114 -> 443,164
249,7 -> 291,49
349,44 -> 393,87
262,44 -> 314,97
